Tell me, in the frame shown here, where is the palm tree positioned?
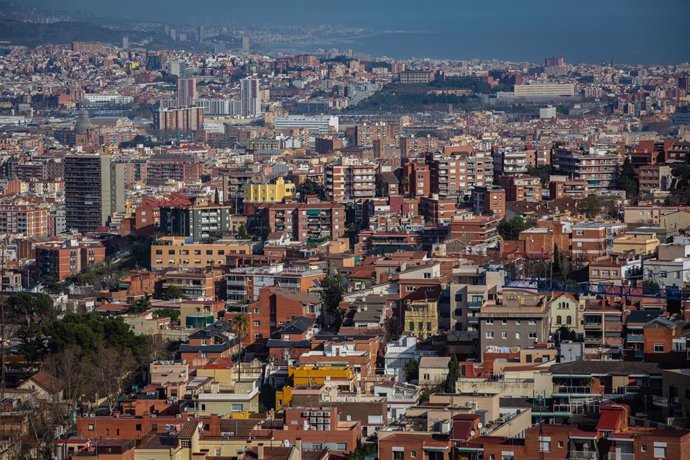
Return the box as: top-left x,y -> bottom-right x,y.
231,313 -> 250,379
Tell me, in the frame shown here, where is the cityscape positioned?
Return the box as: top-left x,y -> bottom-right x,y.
1,1 -> 690,459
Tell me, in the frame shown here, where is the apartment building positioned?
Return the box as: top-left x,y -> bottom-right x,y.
151,236 -> 254,271
480,290 -> 550,351
146,153 -> 202,186
159,203 -> 238,242
497,175 -> 543,202
243,176 -> 295,204
549,178 -> 589,199
552,147 -> 619,190
471,186 -> 506,217
153,106 -> 204,132
426,154 -> 467,199
162,270 -> 225,300
325,163 -> 376,202
226,264 -> 325,301
401,158 -> 431,198
449,215 -> 501,246
263,202 -> 346,243
571,222 -> 626,261
450,265 -> 503,332
638,164 -> 672,194
34,238 -> 106,280
0,204 -> 48,237
493,148 -> 528,176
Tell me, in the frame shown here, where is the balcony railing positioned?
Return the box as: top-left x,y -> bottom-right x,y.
569,452 -> 597,460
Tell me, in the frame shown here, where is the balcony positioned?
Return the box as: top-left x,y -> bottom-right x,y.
584,322 -> 602,330
569,452 -> 597,460
553,385 -> 593,396
626,334 -> 644,344
468,301 -> 483,310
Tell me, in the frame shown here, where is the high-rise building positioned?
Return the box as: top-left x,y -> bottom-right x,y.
241,37 -> 250,52
153,107 -> 204,132
64,154 -> 125,233
177,77 -> 197,107
240,77 -> 261,117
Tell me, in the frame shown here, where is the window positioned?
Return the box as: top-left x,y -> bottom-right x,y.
557,315 -> 562,324
501,331 -> 508,339
254,320 -> 261,326
393,451 -> 404,460
231,404 -> 243,412
88,424 -> 94,431
654,343 -> 664,353
254,307 -> 260,314
538,437 -> 551,453
515,320 -> 520,326
486,319 -> 494,325
486,331 -> 494,339
653,443 -> 666,458
558,441 -> 563,448
409,321 -> 415,331
515,332 -> 521,339
406,286 -> 416,292
641,445 -> 647,453
529,332 -> 537,339
528,320 -> 537,325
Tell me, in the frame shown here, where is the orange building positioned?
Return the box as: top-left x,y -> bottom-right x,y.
35,238 -> 106,280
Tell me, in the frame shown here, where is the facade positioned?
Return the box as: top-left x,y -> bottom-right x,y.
403,300 -> 439,340
513,83 -> 575,97
243,177 -> 295,204
177,77 -> 197,107
146,154 -> 202,186
159,204 -> 237,242
64,153 -> 124,233
552,147 -> 619,191
497,175 -> 543,202
480,290 -> 550,351
240,77 -> 261,117
471,186 -> 506,217
153,106 -> 204,132
263,202 -> 346,243
0,205 -> 48,237
326,163 -> 376,202
35,238 -> 106,280
151,237 -> 253,271
274,115 -> 339,135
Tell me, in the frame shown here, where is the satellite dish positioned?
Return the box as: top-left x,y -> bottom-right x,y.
477,423 -> 483,429
282,440 -> 291,447
470,430 -> 476,437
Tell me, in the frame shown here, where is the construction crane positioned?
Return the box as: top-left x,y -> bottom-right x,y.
502,277 -> 690,301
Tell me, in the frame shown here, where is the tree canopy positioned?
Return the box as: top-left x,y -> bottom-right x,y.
498,217 -> 528,241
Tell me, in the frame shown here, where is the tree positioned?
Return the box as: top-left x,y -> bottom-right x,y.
618,158 -> 639,201
555,326 -> 579,344
497,217 -> 528,241
236,223 -> 250,239
444,354 -> 460,393
403,359 -> 419,382
154,308 -> 180,322
161,285 -> 184,300
319,274 -> 346,331
8,293 -> 56,326
296,179 -> 327,201
129,295 -> 151,314
231,313 -> 249,343
87,344 -> 135,413
580,195 -> 603,219
527,165 -> 553,187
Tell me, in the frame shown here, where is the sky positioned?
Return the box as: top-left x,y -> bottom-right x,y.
22,0 -> 690,64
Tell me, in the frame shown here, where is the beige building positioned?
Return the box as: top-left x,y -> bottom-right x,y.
151,236 -> 254,271
548,293 -> 584,336
611,234 -> 660,256
418,356 -> 450,387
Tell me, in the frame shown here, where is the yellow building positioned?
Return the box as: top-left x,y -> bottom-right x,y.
151,236 -> 254,270
548,293 -> 584,335
243,176 -> 295,203
611,234 -> 659,256
275,365 -> 357,410
404,300 -> 439,340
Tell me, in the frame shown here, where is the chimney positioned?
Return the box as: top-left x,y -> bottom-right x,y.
257,443 -> 265,460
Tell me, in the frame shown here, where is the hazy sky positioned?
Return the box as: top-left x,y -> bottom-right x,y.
23,0 -> 690,63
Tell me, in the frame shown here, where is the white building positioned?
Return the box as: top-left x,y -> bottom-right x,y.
540,106 -> 557,119
514,83 -> 575,97
384,336 -> 418,381
274,115 -> 339,135
644,257 -> 690,289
